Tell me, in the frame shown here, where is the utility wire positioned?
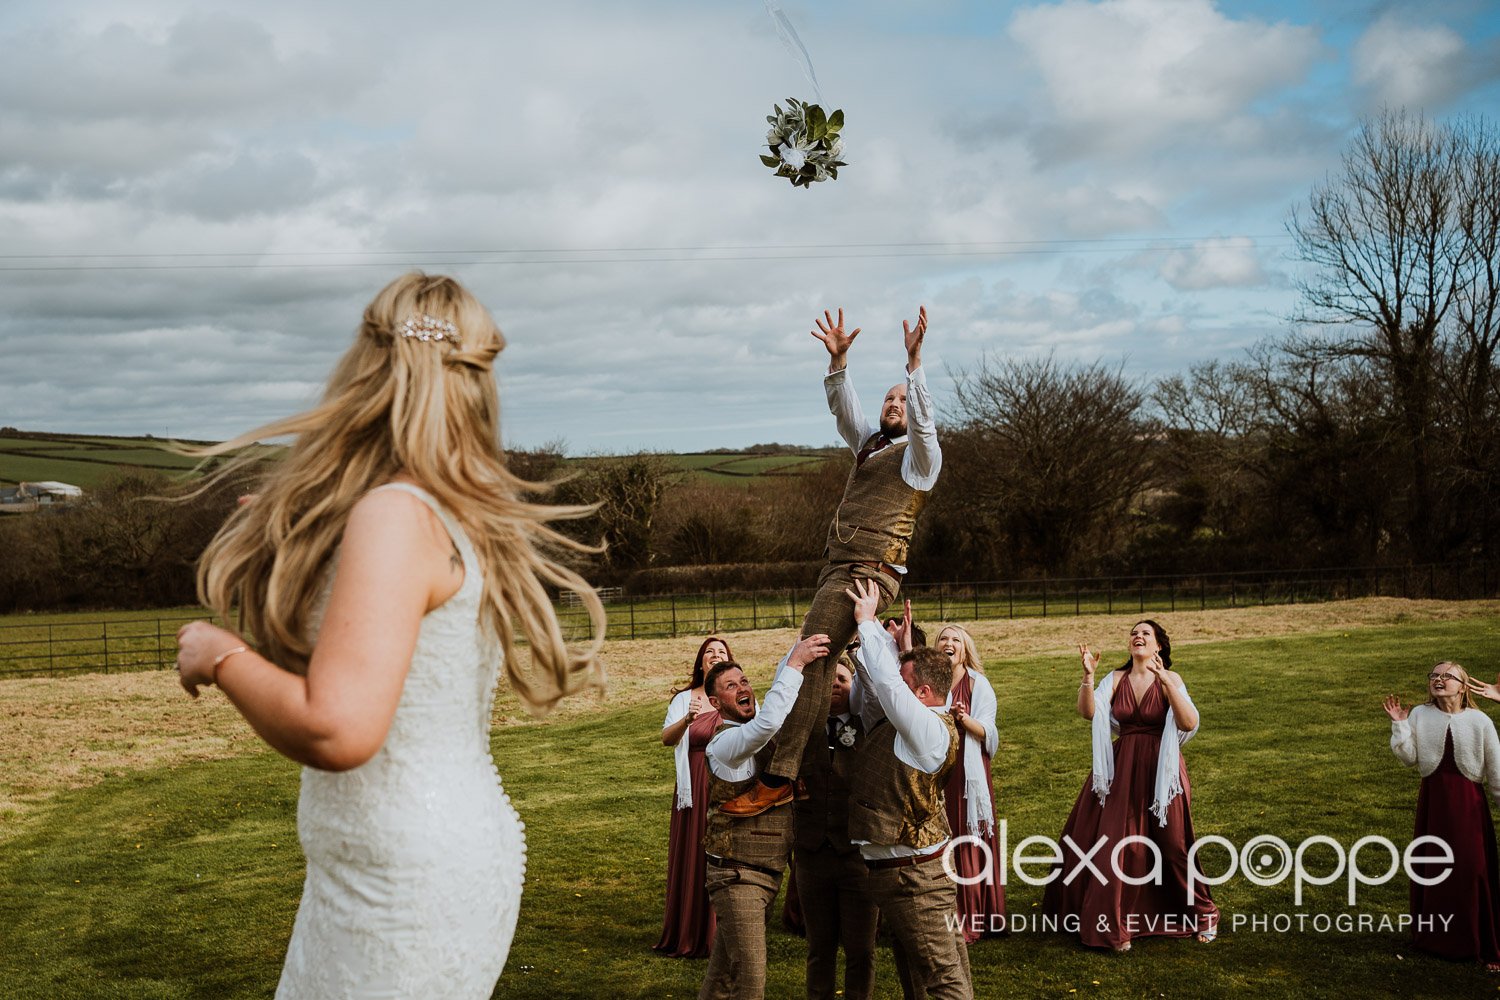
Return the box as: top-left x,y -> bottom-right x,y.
0,234 -> 1295,272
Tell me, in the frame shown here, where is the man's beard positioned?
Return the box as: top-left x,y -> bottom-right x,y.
879,415 -> 906,437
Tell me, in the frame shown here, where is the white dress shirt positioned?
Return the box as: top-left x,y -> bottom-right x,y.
705,653 -> 804,782
848,620 -> 953,859
824,364 -> 942,492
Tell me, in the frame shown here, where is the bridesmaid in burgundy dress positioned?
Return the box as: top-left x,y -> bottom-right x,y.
654,636 -> 732,958
1042,620 -> 1218,951
1386,661 -> 1500,971
936,624 -> 1008,942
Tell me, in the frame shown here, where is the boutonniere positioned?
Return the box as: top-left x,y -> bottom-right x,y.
836,721 -> 857,748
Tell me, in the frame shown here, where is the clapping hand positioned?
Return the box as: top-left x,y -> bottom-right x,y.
1382,694 -> 1408,722
950,699 -> 968,724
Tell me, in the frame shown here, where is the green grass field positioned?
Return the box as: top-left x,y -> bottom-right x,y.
4,617 -> 1500,998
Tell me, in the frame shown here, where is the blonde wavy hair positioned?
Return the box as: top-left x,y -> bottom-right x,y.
192,272 -> 605,715
937,624 -> 983,674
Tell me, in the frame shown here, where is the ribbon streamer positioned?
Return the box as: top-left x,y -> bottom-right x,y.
764,0 -> 824,104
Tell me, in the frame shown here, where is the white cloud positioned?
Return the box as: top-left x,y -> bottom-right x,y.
1156,236 -> 1267,290
1352,15 -> 1468,110
1009,0 -> 1321,154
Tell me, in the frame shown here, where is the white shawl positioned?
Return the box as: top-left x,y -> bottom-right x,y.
1090,670 -> 1198,827
664,690 -> 694,810
959,669 -> 999,837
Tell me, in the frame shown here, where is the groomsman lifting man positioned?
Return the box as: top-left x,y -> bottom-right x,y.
722,306 -> 942,817
698,634 -> 831,1000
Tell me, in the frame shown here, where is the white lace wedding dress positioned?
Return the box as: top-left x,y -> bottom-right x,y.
276,483 -> 525,999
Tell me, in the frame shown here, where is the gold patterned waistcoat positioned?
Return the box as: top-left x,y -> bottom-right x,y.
701,724 -> 795,871
847,712 -> 960,851
825,439 -> 928,566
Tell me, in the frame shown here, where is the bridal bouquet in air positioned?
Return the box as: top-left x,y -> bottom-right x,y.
760,97 -> 847,188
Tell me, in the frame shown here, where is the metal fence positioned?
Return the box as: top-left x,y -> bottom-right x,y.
3,562 -> 1496,678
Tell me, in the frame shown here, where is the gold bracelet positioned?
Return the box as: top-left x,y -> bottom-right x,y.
211,645 -> 249,685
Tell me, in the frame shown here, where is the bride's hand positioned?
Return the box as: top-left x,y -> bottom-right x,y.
176,621 -> 247,698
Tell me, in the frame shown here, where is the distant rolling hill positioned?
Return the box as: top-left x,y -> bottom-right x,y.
0,430 -> 838,491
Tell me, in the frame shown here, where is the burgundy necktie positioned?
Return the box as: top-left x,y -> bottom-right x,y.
856,433 -> 890,467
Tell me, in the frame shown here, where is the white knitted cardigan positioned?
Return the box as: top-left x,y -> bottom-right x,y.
1390,704 -> 1500,808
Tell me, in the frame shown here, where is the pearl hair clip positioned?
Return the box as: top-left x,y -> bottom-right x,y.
398,314 -> 460,344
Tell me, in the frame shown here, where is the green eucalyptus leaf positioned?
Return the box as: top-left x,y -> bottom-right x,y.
759,154 -> 782,168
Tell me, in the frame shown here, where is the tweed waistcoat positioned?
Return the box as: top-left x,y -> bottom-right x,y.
793,715 -> 863,854
825,439 -> 927,565
847,712 -> 959,851
702,724 -> 794,870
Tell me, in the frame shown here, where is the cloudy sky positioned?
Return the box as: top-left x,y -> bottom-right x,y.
3,0 -> 1498,452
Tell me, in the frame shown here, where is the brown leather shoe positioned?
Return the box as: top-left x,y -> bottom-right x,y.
718,780 -> 793,817
793,779 -> 810,801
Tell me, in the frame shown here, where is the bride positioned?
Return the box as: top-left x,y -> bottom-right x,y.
174,272 -> 605,998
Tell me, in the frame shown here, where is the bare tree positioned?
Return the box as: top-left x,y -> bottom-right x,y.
945,353 -> 1153,575
1288,108 -> 1500,559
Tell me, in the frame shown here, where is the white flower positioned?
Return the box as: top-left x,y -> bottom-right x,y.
780,144 -> 808,170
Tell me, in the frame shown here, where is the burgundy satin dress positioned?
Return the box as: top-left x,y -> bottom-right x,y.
654,708 -> 719,958
945,672 -> 1008,942
1410,729 -> 1500,964
1042,674 -> 1218,949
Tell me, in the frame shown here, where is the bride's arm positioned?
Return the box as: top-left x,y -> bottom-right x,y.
178,489 -> 461,771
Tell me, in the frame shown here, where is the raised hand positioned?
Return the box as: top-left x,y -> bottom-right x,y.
1078,643 -> 1099,681
844,578 -> 881,626
1468,675 -> 1500,703
903,305 -> 928,370
811,308 -> 860,368
1382,694 -> 1408,722
895,598 -> 915,652
788,633 -> 832,671
950,699 -> 969,723
1146,653 -> 1168,678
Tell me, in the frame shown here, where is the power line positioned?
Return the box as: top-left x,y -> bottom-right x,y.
0,234 -> 1296,272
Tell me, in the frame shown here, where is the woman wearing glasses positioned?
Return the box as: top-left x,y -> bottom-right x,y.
1385,661 -> 1500,971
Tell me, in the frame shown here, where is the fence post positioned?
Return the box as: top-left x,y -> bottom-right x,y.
711,591 -> 719,633
1008,583 -> 1014,619
1199,577 -> 1206,610
751,591 -> 758,631
49,623 -> 55,674
1075,581 -> 1080,616
972,589 -> 979,620
1229,576 -> 1235,607
1169,579 -> 1175,613
1107,578 -> 1113,614
157,619 -> 164,670
629,597 -> 637,640
1139,579 -> 1145,614
1042,578 -> 1048,618
790,589 -> 798,626
670,593 -> 678,638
